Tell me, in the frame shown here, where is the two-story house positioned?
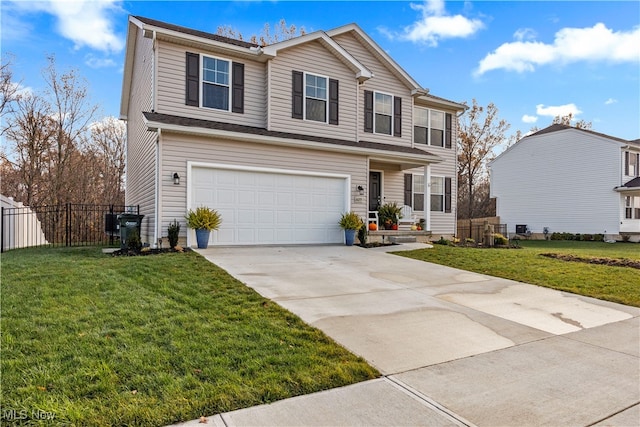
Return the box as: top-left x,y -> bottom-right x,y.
120,16 -> 465,247
490,124 -> 640,241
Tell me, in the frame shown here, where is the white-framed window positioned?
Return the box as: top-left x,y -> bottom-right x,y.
374,92 -> 393,135
413,174 -> 425,211
431,176 -> 444,212
626,151 -> 639,177
305,73 -> 328,123
414,107 -> 445,147
202,55 -> 230,111
625,196 -> 640,219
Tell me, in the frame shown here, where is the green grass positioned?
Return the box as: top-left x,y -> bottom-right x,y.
396,240 -> 640,307
1,247 -> 378,426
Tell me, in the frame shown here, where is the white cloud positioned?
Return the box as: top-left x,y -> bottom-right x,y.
513,28 -> 537,42
522,114 -> 538,124
604,98 -> 618,105
85,55 -> 117,69
8,0 -> 124,53
536,103 -> 582,118
475,23 -> 640,75
383,0 -> 485,46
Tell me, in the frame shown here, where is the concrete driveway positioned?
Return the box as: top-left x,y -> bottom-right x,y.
189,244 -> 640,427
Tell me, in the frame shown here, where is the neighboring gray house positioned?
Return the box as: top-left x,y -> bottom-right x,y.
120,16 -> 465,246
490,124 -> 640,241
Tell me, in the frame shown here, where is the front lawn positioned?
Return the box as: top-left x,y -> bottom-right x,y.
1,247 -> 378,426
396,240 -> 640,307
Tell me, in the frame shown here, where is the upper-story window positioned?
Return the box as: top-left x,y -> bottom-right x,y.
305,74 -> 328,123
292,71 -> 338,125
185,52 -> 244,113
625,151 -> 639,177
414,107 -> 450,147
375,92 -> 393,135
364,91 -> 401,137
202,56 -> 230,111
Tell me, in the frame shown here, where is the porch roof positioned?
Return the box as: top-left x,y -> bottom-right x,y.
143,112 -> 443,166
616,177 -> 640,194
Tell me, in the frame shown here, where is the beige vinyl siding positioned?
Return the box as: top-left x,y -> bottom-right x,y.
155,40 -> 266,128
125,29 -> 157,243
428,146 -> 457,236
332,33 -> 413,147
158,133 -> 368,240
268,41 -> 357,140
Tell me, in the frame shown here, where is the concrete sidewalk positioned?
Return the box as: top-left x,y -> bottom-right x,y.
173,244 -> 640,427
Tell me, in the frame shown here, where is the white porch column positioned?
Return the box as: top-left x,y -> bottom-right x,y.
424,164 -> 431,231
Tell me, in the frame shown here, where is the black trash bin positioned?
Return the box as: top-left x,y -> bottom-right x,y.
118,213 -> 145,250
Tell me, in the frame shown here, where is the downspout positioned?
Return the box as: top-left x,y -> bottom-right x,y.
425,164 -> 431,232
154,130 -> 161,247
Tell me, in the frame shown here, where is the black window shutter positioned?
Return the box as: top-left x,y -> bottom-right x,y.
445,177 -> 452,213
404,174 -> 413,207
185,52 -> 199,106
625,152 -> 629,175
329,79 -> 339,125
445,113 -> 452,148
292,71 -> 303,119
393,97 -> 402,137
637,154 -> 640,177
231,62 -> 244,113
364,90 -> 373,133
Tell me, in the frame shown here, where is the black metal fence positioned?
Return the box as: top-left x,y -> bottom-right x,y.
1,203 -> 139,252
457,223 -> 508,243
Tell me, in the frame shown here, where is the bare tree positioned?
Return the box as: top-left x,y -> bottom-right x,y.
217,19 -> 306,46
457,99 -> 509,222
85,116 -> 126,205
1,55 -> 20,133
42,55 -> 98,205
4,92 -> 55,206
552,113 -> 592,130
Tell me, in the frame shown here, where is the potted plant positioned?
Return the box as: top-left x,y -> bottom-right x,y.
339,211 -> 364,246
185,206 -> 222,249
378,202 -> 403,230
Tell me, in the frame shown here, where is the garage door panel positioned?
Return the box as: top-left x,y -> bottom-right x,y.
191,167 -> 347,245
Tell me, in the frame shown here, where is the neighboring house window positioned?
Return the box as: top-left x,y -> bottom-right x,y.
185,52 -> 244,113
292,71 -> 338,125
625,151 -> 639,177
305,73 -> 327,123
414,108 -> 452,148
404,174 -> 452,213
202,56 -> 230,111
364,91 -> 402,137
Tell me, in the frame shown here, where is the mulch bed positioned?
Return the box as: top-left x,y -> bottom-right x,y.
540,253 -> 640,270
111,247 -> 192,257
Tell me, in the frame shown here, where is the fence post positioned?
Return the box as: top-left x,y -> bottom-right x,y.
65,203 -> 70,247
1,207 -> 4,253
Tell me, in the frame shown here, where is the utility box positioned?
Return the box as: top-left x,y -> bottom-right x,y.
515,224 -> 528,235
118,213 -> 144,250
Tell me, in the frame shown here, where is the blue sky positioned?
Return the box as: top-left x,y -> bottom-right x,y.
2,0 -> 639,144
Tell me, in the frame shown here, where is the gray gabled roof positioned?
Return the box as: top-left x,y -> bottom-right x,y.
621,176 -> 640,189
529,124 -> 636,145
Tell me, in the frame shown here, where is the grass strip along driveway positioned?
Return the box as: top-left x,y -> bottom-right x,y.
397,241 -> 640,308
1,247 -> 378,426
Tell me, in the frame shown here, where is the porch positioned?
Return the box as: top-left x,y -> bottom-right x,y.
368,229 -> 432,244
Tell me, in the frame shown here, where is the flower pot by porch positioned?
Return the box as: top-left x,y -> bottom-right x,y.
344,229 -> 357,246
195,229 -> 211,249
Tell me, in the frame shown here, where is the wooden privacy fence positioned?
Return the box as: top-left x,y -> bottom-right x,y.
1,202 -> 139,252
457,217 -> 506,242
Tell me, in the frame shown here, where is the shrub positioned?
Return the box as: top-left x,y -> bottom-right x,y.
465,237 -> 475,244
582,234 -> 593,241
493,233 -> 509,246
126,228 -> 142,252
593,234 -> 604,242
168,220 -> 180,248
433,236 -> 452,246
339,212 -> 364,230
185,207 -> 222,231
357,224 -> 368,246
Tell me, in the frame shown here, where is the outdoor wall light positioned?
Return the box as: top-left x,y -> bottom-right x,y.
357,185 -> 365,195
173,173 -> 180,185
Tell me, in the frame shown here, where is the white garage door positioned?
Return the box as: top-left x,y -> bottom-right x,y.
190,166 -> 348,245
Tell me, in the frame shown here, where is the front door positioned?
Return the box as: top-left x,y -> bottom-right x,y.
369,171 -> 382,211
